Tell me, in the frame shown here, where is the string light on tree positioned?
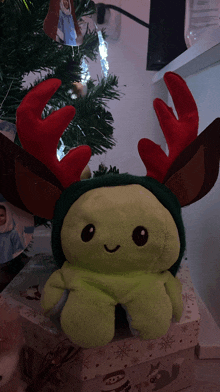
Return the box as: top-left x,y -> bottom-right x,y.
57,138 -> 66,161
98,30 -> 109,78
81,56 -> 91,85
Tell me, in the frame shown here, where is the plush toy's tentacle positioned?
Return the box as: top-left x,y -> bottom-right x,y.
164,273 -> 183,322
60,289 -> 116,348
41,269 -> 66,313
122,277 -> 173,340
123,293 -> 172,340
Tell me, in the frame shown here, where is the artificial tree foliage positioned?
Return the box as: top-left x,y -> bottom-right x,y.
93,163 -> 120,177
0,0 -> 123,155
0,0 -> 124,229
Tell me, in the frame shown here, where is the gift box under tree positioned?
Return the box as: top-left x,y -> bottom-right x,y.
1,254 -> 200,392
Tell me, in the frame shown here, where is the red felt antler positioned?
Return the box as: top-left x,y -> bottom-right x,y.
138,72 -> 199,183
16,78 -> 92,189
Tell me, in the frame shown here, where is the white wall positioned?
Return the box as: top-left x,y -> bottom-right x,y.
88,0 -> 168,175
178,65 -> 220,328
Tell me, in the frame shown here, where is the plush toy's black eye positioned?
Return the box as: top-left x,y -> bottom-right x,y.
132,226 -> 148,246
0,376 -> 2,381
81,224 -> 95,242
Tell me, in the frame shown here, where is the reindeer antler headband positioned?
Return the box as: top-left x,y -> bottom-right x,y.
138,72 -> 199,183
0,72 -> 220,223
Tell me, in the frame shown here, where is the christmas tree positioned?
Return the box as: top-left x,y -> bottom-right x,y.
0,0 -> 123,157
0,0 -> 123,235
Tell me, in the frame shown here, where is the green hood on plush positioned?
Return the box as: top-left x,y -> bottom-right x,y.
51,173 -> 186,277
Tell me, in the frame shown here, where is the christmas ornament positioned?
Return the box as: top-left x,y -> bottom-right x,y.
43,0 -> 84,46
72,81 -> 87,97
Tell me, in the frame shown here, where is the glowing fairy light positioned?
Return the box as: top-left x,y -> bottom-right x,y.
57,56 -> 90,157
57,29 -> 108,158
57,138 -> 66,161
81,56 -> 91,85
98,30 -> 109,77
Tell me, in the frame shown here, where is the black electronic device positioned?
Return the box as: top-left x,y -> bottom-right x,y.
147,0 -> 187,71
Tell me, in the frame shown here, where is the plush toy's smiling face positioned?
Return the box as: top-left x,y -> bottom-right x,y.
61,184 -> 180,274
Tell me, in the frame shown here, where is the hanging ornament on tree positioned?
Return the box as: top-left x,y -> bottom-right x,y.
72,81 -> 87,97
43,0 -> 84,46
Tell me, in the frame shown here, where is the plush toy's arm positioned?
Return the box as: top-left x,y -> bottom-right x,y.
41,269 -> 66,313
164,272 -> 183,322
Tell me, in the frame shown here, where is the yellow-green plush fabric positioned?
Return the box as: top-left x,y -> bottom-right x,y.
60,185 -> 180,274
41,265 -> 183,348
51,174 -> 186,276
42,183 -> 184,348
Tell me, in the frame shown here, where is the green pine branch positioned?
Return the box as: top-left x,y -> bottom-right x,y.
0,0 -> 124,156
42,73 -> 123,155
1,0 -> 32,12
93,164 -> 120,177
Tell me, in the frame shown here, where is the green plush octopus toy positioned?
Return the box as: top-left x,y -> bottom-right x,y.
1,72 -> 220,348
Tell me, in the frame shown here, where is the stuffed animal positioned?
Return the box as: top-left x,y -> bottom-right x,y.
0,73 -> 220,348
0,296 -> 26,392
